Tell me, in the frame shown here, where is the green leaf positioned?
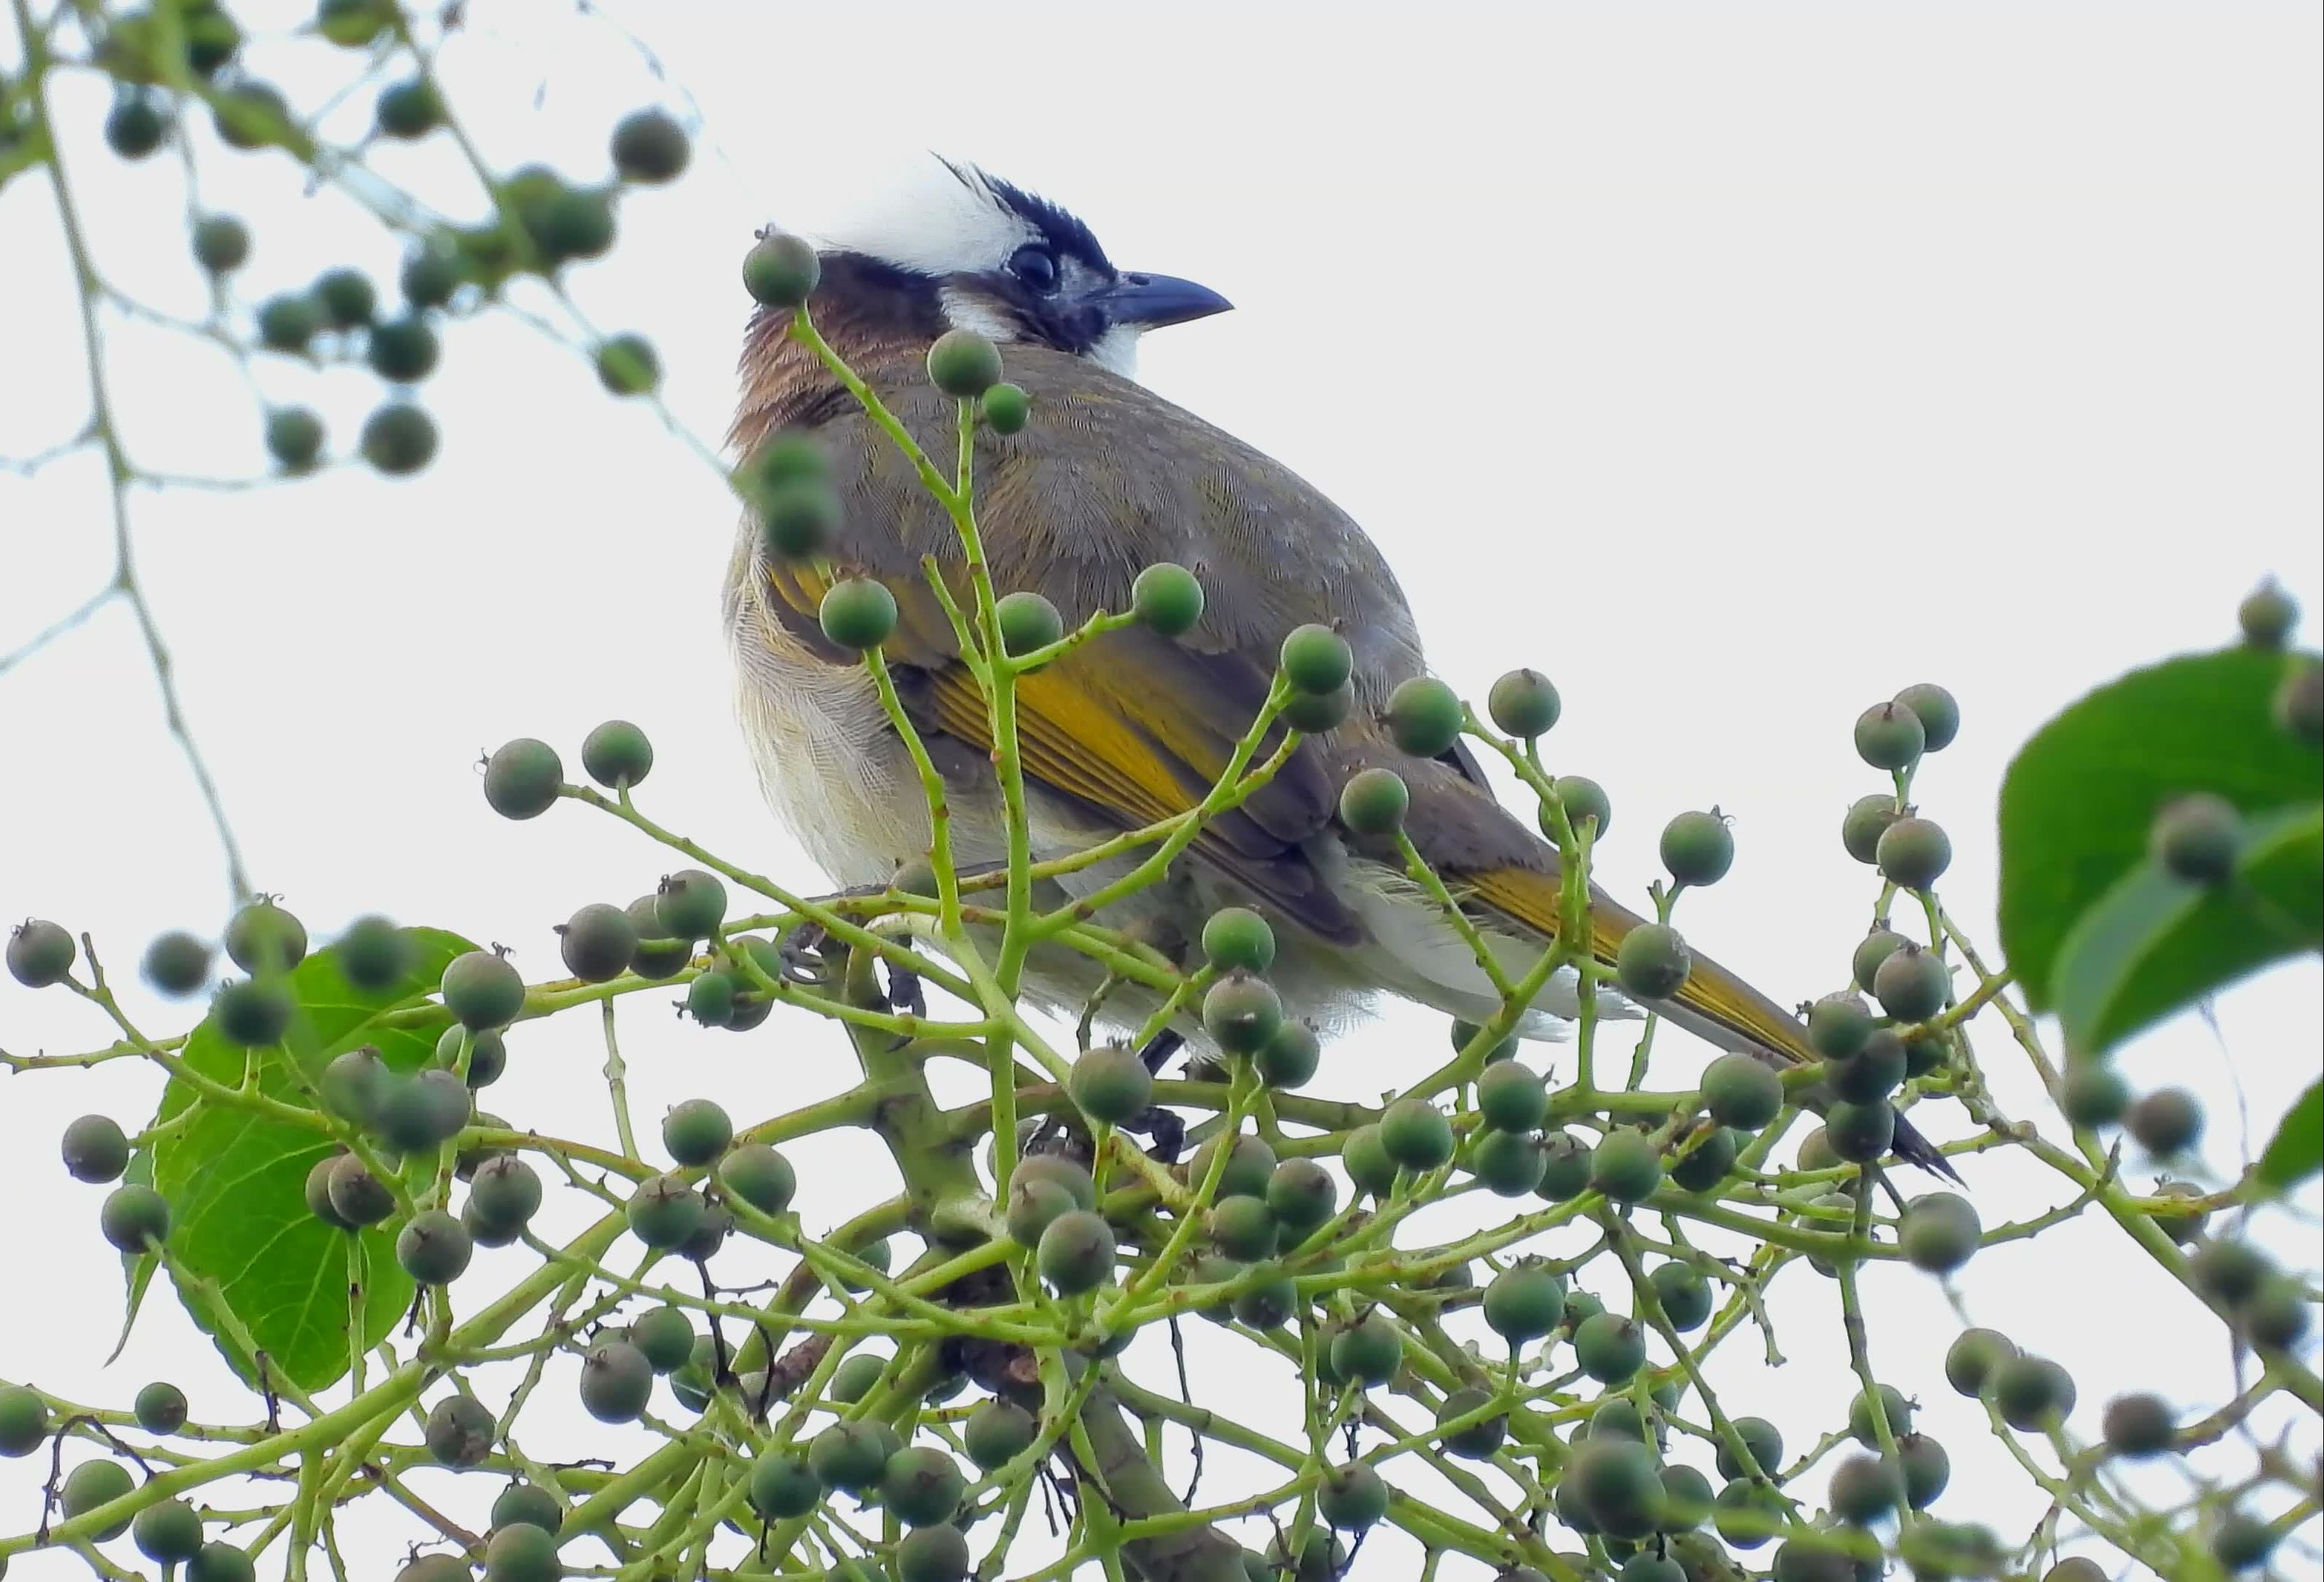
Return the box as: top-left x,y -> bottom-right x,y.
2052,806 -> 2322,1057
1998,647 -> 2323,1011
147,926 -> 474,1392
109,1148 -> 158,1366
2257,1080 -> 2323,1192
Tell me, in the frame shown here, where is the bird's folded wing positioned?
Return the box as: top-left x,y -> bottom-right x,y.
756,559 -> 1362,942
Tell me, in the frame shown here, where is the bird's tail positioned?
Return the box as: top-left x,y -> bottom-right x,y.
1462,866 -> 1963,1185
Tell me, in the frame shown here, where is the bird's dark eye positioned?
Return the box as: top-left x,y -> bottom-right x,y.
1009,245 -> 1059,294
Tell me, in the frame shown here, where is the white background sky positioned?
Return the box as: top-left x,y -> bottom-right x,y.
1,2 -> 2320,1578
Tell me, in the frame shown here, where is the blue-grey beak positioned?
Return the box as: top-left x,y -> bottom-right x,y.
1092,272 -> 1234,330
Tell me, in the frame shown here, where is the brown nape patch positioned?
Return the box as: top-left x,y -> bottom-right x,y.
730,252 -> 950,455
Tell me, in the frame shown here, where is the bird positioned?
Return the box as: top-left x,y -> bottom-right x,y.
722,157 -> 1956,1182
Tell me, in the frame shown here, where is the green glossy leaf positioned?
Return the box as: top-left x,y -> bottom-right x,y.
2257,1080 -> 2322,1192
2052,806 -> 2321,1058
148,926 -> 474,1392
1998,647 -> 2323,1010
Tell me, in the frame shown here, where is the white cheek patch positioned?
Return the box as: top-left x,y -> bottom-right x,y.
1084,323 -> 1142,379
803,158 -> 1033,279
936,287 -> 1020,345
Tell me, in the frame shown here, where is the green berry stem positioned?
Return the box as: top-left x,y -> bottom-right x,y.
598,999 -> 641,1164
1389,828 -> 1519,1001
2,3 -> 255,907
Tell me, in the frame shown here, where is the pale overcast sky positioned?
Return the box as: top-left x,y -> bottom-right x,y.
1,2 -> 2319,1578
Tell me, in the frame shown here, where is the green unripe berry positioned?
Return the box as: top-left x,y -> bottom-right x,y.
483,1520 -> 562,1582
5,918 -> 74,989
375,77 -> 444,138
829,1352 -> 885,1404
141,929 -> 212,995
708,1143 -> 792,1219
625,1174 -> 704,1249
578,1340 -> 652,1423
1476,1060 -> 1548,1132
647,869 -> 723,943
192,214 -> 250,273
1589,1129 -> 1664,1203
2126,1086 -> 2203,1155
894,1525 -> 970,1582
1487,668 -> 1561,738
1278,680 -> 1351,733
758,478 -> 840,560
1648,1260 -> 1713,1331
223,900 -> 307,976
1822,1099 -> 1895,1164
1265,1157 -> 1337,1233
1828,1025 -> 1908,1103
488,1484 -> 564,1539
808,1420 -> 888,1493
1379,1096 -> 1454,1171
1278,623 -> 1353,696
1806,992 -> 1873,1060
1386,676 -> 1464,757
926,328 -> 1003,396
744,234 -> 821,308
1037,1208 -> 1115,1295
2274,658 -> 2323,745
744,1447 -> 822,1518
337,916 -> 414,992
1713,1416 -> 1784,1480
1011,1151 -> 1099,1210
880,1445 -> 967,1526
610,107 -> 689,182
2059,1061 -> 2129,1127
2238,579 -> 2298,649
442,950 -> 524,1029
1900,1191 -> 1981,1274
1851,927 -> 1908,993
1200,906 -> 1275,973
1536,1131 -> 1594,1200
400,246 -> 462,308
313,267 -> 376,327
257,292 -> 323,353
133,1380 -> 187,1434
0,1386 -> 49,1456
1003,1178 -> 1074,1250
963,1399 -> 1037,1470
61,1114 -> 130,1184
1659,809 -> 1735,887
556,902 -> 636,984
360,402 -> 437,475
1841,794 -> 1900,865
818,577 -> 897,650
425,1395 -> 494,1467
2101,1391 -> 2174,1457
575,719 -> 653,791
466,1155 -> 542,1231
1893,683 -> 1961,751
1256,1018 -> 1321,1088
2239,1278 -> 2312,1351
100,1183 -> 171,1253
375,1068 -> 472,1151
1327,1312 -> 1401,1388
1068,1044 -> 1152,1126
1338,766 -> 1409,833
1131,562 -> 1204,636
2190,1239 -> 2271,1304
1854,699 -> 1925,770
62,1457 -> 137,1539
262,405 -> 326,472
1436,1386 -> 1507,1458
1483,1262 -> 1565,1342
1202,971 -> 1282,1055
1614,924 -> 1689,1000
1317,1462 -> 1389,1529
366,314 -> 439,382
1994,1354 -> 2076,1430
995,590 -> 1063,656
1341,1123 -> 1398,1197
981,381 -> 1030,434
1877,815 -> 1952,892
1872,941 -> 1947,1022
1551,774 -> 1611,838
1568,1436 -> 1664,1539
2150,793 -> 2239,885
1669,1124 -> 1742,1192
483,738 -> 562,820
396,1209 -> 473,1285
1470,1128 -> 1546,1195
322,1154 -> 393,1227
659,1098 -> 731,1167
1573,1311 -> 1648,1384
2211,1512 -> 2276,1572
